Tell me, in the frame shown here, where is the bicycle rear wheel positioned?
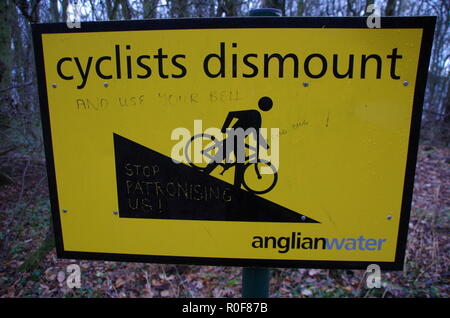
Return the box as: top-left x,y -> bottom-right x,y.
184,133 -> 222,170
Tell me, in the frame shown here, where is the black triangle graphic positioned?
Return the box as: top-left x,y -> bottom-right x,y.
113,133 -> 319,223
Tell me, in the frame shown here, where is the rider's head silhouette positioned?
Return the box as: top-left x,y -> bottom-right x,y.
258,97 -> 273,112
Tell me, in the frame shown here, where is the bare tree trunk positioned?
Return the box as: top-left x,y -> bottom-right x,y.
0,0 -> 12,91
0,1 -> 15,186
224,0 -> 241,16
364,0 -> 374,16
442,79 -> 450,144
297,0 -> 304,16
346,0 -> 358,16
120,0 -> 132,19
385,0 -> 397,16
62,0 -> 68,22
106,0 -> 120,20
13,0 -> 40,23
143,0 -> 159,19
50,0 -> 59,22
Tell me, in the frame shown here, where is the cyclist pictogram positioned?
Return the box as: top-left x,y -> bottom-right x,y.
184,97 -> 278,194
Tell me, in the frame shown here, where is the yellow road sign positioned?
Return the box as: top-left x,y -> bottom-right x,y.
32,17 -> 435,269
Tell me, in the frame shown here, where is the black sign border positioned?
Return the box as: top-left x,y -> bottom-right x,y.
32,16 -> 436,270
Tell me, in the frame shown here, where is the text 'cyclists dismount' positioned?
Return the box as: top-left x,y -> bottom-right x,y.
32,17 -> 435,269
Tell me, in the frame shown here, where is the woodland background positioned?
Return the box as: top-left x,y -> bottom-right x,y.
0,0 -> 448,298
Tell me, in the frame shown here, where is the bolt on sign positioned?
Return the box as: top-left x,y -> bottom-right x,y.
32,17 -> 435,269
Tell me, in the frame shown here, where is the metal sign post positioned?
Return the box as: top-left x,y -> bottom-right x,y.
241,8 -> 282,299
242,266 -> 271,298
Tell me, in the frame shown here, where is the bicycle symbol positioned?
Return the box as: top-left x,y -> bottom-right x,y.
184,97 -> 278,195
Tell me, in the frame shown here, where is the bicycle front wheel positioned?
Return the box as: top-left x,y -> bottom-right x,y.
242,160 -> 278,195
